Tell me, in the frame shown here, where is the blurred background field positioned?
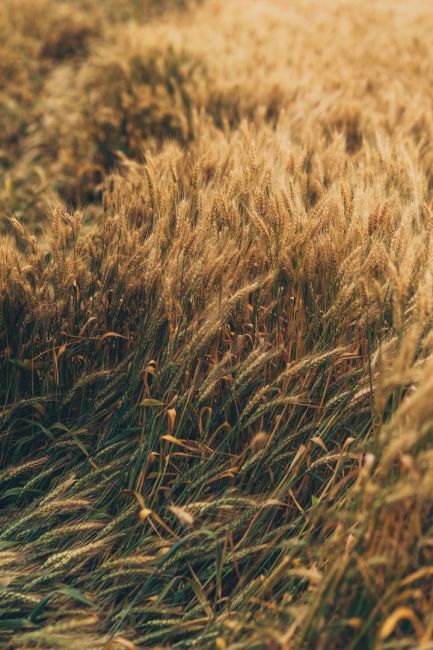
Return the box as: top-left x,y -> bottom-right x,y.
3,0 -> 433,229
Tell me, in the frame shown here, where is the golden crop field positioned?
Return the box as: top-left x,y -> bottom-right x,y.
2,0 -> 433,647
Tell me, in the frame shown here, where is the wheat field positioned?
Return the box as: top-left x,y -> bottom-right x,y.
2,0 -> 433,648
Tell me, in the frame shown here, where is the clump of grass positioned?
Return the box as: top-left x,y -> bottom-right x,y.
3,113 -> 433,648
3,0 -> 433,648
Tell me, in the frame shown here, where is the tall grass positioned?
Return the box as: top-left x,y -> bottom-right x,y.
2,0 -> 433,648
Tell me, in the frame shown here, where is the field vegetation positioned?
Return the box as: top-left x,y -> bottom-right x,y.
2,0 -> 433,648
